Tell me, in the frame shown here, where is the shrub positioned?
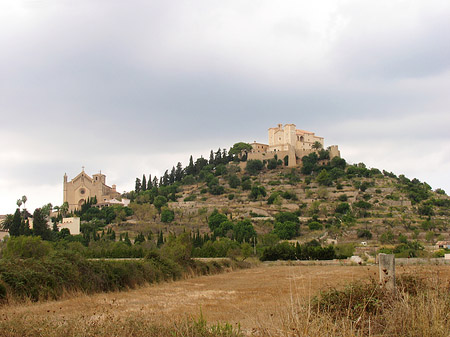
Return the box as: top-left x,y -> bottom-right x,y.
335,203 -> 350,214
272,221 -> 299,239
228,174 -> 240,188
245,160 -> 264,175
160,209 -> 175,223
357,229 -> 372,239
274,212 -> 299,224
183,195 -> 196,202
308,221 -> 323,231
337,194 -> 348,202
3,236 -> 53,259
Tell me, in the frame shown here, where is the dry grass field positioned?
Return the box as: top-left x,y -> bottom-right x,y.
1,263 -> 450,336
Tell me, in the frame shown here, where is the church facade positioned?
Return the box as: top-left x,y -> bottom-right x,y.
247,123 -> 340,166
63,169 -> 120,212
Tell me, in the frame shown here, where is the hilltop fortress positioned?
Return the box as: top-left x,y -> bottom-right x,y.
247,123 -> 340,166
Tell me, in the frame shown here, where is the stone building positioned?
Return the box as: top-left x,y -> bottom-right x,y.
63,169 -> 120,212
247,123 -> 340,167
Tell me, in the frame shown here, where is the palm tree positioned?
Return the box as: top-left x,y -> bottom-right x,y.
16,199 -> 22,209
21,195 -> 27,209
312,141 -> 323,150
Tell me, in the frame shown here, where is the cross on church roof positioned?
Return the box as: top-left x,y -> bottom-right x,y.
82,166 -> 85,172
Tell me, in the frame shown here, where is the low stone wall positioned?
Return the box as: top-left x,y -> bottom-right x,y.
395,258 -> 450,265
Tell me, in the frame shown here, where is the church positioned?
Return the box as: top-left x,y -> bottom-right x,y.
63,168 -> 121,212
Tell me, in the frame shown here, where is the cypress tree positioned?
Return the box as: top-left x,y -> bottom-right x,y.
147,174 -> 152,190
209,150 -> 214,165
186,155 -> 195,175
9,209 -> 22,236
32,208 -> 50,240
124,232 -> 131,246
157,231 -> 164,247
142,174 -> 147,191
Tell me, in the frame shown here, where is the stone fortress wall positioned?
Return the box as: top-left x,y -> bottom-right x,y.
247,123 -> 340,167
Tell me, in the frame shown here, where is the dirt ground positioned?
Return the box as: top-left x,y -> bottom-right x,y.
2,263 -> 449,333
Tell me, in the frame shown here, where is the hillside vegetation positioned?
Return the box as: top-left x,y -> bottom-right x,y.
108,146 -> 450,260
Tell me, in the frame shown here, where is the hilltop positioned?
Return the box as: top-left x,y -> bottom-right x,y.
104,147 -> 450,259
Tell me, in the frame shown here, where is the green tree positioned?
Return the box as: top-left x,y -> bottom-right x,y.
157,231 -> 164,247
316,169 -> 332,186
135,178 -> 142,193
229,142 -> 252,157
228,174 -> 241,188
32,208 -> 51,240
134,232 -> 146,244
21,195 -> 27,209
246,160 -> 264,175
142,174 -> 147,191
335,202 -> 350,214
312,141 -> 323,150
249,185 -> 266,200
161,208 -> 175,223
233,219 -> 256,243
153,196 -> 168,213
208,209 -> 228,232
9,209 -> 22,237
273,221 -> 299,239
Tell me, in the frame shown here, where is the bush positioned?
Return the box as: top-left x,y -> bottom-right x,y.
160,209 -> 175,223
338,194 -> 348,202
245,160 -> 264,175
272,221 -> 299,240
308,221 -> 323,231
183,195 -> 196,202
228,174 -> 241,188
335,203 -> 350,214
3,236 -> 53,259
274,212 -> 299,224
357,229 -> 372,239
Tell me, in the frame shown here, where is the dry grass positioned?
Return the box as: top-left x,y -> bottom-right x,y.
1,264 -> 449,336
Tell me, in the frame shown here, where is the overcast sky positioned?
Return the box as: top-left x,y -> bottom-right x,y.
1,0 -> 450,214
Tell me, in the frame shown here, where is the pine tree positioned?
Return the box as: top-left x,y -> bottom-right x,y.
222,148 -> 228,163
153,176 -> 159,188
135,178 -> 141,193
209,150 -> 214,165
142,174 -> 147,191
169,167 -> 176,184
215,148 -> 222,165
163,170 -> 170,186
175,162 -> 184,181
